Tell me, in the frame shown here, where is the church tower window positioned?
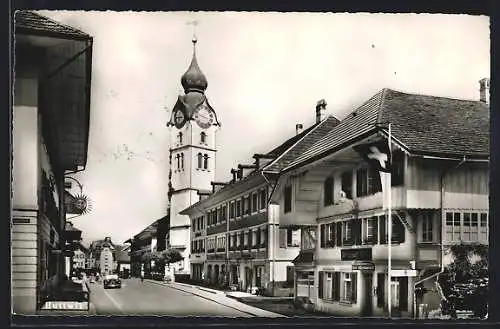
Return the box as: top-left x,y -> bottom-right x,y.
180,153 -> 185,170
203,154 -> 209,170
200,132 -> 207,144
178,132 -> 183,144
197,153 -> 203,169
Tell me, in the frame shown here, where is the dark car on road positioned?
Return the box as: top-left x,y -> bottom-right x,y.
103,274 -> 121,289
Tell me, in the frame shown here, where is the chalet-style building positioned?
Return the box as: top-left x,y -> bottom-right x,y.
180,101 -> 341,296
263,84 -> 489,317
11,11 -> 93,314
126,215 -> 169,278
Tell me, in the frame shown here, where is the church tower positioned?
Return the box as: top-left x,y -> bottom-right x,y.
166,36 -> 220,276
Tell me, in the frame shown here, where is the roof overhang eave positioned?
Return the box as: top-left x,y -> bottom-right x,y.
16,27 -> 92,42
281,127 -> 381,175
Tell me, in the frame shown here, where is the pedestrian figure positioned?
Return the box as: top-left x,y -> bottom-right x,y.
140,272 -> 144,282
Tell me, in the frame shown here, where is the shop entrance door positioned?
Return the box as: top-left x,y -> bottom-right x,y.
362,272 -> 373,316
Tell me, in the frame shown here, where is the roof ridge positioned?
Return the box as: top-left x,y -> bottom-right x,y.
384,87 -> 486,104
263,116 -> 333,172
376,88 -> 389,124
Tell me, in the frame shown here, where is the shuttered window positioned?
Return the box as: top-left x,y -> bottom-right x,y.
318,271 -> 324,299
324,176 -> 334,206
279,229 -> 287,248
333,272 -> 340,301
284,185 -> 292,213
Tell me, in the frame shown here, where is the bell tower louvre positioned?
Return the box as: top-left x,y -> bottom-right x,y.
166,35 -> 220,276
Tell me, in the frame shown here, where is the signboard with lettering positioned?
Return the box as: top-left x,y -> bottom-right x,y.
352,262 -> 375,271
391,269 -> 417,277
341,248 -> 372,261
41,301 -> 89,311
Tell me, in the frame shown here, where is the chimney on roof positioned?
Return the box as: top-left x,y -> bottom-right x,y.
211,181 -> 228,193
253,153 -> 274,169
296,123 -> 303,135
238,164 -> 257,178
198,190 -> 211,201
230,168 -> 238,183
316,99 -> 327,123
479,78 -> 490,104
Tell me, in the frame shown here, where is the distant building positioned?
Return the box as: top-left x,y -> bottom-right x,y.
115,245 -> 131,277
126,215 -> 168,278
100,237 -> 115,275
11,11 -> 93,314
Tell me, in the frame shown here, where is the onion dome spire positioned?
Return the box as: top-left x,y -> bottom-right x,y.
180,36 -> 208,94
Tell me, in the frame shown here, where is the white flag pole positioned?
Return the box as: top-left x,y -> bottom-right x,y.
387,122 -> 392,318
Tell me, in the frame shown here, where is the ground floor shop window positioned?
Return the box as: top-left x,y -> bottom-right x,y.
319,271 -> 358,303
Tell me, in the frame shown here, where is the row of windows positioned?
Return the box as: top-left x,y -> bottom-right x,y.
205,235 -> 227,252
206,189 -> 268,227
229,227 -> 268,250
445,211 -> 488,243
191,227 -> 269,254
319,215 -> 406,248
177,131 -> 207,145
285,151 -> 405,213
174,153 -> 210,171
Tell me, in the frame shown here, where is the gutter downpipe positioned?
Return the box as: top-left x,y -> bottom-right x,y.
412,155 -> 466,319
261,170 -> 278,297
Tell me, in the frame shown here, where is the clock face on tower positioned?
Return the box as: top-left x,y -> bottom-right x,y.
174,109 -> 186,128
193,103 -> 214,129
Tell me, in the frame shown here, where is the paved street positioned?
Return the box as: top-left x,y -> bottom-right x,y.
89,278 -> 252,316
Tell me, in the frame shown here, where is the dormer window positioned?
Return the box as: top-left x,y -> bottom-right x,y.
200,132 -> 207,144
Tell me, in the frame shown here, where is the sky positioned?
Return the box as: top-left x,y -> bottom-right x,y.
36,11 -> 490,246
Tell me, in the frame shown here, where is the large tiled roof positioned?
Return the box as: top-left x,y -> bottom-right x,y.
15,10 -> 91,39
264,116 -> 340,173
285,88 -> 490,171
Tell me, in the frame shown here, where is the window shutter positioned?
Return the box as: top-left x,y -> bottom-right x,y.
336,222 -> 342,247
331,223 -> 336,248
248,232 -> 253,249
279,229 -> 286,248
354,219 -> 362,245
393,215 -> 406,243
333,272 -> 340,301
320,225 -> 326,248
318,272 -> 324,299
373,217 -> 379,244
351,272 -> 357,304
380,216 -> 387,244
287,228 -> 293,247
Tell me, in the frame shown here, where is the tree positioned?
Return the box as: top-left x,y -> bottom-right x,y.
439,242 -> 489,318
160,248 -> 183,264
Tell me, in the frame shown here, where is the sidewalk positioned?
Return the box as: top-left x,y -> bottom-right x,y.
145,279 -> 285,317
38,280 -> 96,316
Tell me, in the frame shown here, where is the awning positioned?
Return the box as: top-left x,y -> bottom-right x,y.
292,250 -> 314,265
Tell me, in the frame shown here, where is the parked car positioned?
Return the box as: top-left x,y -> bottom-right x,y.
103,274 -> 121,289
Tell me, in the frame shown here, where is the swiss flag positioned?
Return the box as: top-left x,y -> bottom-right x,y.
353,139 -> 392,173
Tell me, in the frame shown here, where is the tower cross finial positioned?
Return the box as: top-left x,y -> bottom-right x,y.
186,19 -> 199,44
